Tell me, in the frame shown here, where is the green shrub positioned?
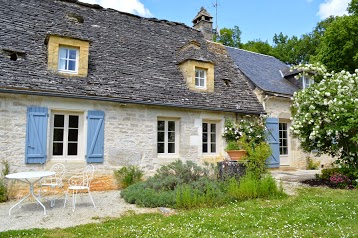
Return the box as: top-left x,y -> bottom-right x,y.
306,157 -> 320,170
320,168 -> 342,180
114,166 -> 143,189
121,182 -> 176,207
122,160 -> 286,209
0,160 -> 10,203
240,138 -> 272,180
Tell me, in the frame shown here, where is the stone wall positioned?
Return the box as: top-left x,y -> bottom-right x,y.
0,93 -> 231,196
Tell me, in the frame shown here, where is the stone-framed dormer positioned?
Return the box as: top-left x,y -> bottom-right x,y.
46,35 -> 90,77
179,59 -> 215,92
192,7 -> 213,41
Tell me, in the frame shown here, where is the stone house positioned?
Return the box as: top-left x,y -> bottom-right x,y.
226,47 -> 334,168
0,0 -> 266,191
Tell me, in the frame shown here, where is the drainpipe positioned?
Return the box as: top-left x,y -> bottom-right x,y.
262,95 -> 272,111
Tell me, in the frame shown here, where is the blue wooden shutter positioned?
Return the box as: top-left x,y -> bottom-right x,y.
266,117 -> 280,168
25,106 -> 48,164
86,110 -> 105,163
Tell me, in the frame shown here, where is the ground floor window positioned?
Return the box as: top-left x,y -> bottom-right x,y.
157,120 -> 177,154
202,122 -> 216,153
279,122 -> 288,155
51,112 -> 83,159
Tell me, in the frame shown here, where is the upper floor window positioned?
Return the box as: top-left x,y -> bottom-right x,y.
302,76 -> 314,89
47,35 -> 89,77
202,122 -> 217,153
157,119 -> 178,154
195,68 -> 206,88
58,47 -> 79,73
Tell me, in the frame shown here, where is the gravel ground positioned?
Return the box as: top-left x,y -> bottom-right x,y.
0,170 -> 318,232
0,190 -> 158,232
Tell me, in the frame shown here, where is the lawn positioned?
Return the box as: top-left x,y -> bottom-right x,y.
1,187 -> 357,238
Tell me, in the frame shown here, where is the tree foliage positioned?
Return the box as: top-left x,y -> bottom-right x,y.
290,63 -> 358,169
214,26 -> 242,48
313,15 -> 358,73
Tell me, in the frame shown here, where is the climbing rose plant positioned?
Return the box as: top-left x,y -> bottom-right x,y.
290,63 -> 358,169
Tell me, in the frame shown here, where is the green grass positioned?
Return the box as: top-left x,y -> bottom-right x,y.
1,187 -> 358,237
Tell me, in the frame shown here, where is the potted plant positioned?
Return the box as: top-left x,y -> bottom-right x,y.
225,140 -> 247,161
223,116 -> 266,161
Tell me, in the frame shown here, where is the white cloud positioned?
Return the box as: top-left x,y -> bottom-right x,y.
317,0 -> 350,19
80,0 -> 152,17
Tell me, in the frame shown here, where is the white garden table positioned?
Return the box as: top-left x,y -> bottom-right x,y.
5,171 -> 55,215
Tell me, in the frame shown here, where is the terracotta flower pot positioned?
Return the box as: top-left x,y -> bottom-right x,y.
226,150 -> 247,161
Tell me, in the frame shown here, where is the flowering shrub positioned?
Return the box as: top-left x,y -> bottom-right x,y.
329,173 -> 351,189
290,63 -> 358,170
223,116 -> 266,146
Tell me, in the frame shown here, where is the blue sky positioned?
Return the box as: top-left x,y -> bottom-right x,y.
81,0 -> 350,43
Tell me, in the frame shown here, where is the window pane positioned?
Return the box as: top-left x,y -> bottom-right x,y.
157,121 -> 164,131
168,132 -> 175,142
211,143 -> 216,153
203,123 -> 208,133
68,60 -> 76,71
53,143 -> 63,155
59,59 -> 66,70
67,143 -> 78,156
157,132 -> 164,142
210,124 -> 216,133
53,129 -> 64,141
168,143 -> 175,153
168,121 -> 175,131
200,70 -> 204,78
195,70 -> 199,78
68,129 -> 78,142
203,144 -> 208,153
202,133 -> 208,143
211,133 -> 216,142
200,78 -> 204,86
69,115 -> 79,128
59,48 -> 67,59
157,143 -> 164,153
195,77 -> 199,86
54,115 -> 64,127
69,49 -> 77,59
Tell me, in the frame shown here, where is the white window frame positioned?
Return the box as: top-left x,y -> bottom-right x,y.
202,122 -> 218,154
195,68 -> 207,88
157,119 -> 179,155
50,111 -> 84,161
58,46 -> 79,74
302,75 -> 314,89
279,122 -> 288,155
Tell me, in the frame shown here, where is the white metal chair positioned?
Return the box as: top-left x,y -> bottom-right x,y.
64,164 -> 96,212
39,163 -> 66,207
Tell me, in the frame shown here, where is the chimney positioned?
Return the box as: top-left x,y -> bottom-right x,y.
192,7 -> 213,41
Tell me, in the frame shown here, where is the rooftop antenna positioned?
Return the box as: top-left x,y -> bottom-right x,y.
213,0 -> 220,36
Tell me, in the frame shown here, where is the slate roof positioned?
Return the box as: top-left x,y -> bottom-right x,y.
0,0 -> 264,114
226,47 -> 299,96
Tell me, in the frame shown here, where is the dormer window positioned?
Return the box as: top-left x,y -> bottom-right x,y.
58,47 -> 79,73
302,75 -> 314,89
47,35 -> 89,77
195,68 -> 206,88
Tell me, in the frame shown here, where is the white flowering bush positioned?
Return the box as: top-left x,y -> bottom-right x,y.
223,116 -> 266,146
290,63 -> 358,171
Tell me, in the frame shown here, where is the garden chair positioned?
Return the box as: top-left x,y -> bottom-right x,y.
39,163 -> 66,207
64,164 -> 96,212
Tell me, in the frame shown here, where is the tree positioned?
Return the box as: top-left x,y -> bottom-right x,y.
241,40 -> 272,55
215,26 -> 242,48
348,0 -> 358,14
313,15 -> 358,73
290,63 -> 358,170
